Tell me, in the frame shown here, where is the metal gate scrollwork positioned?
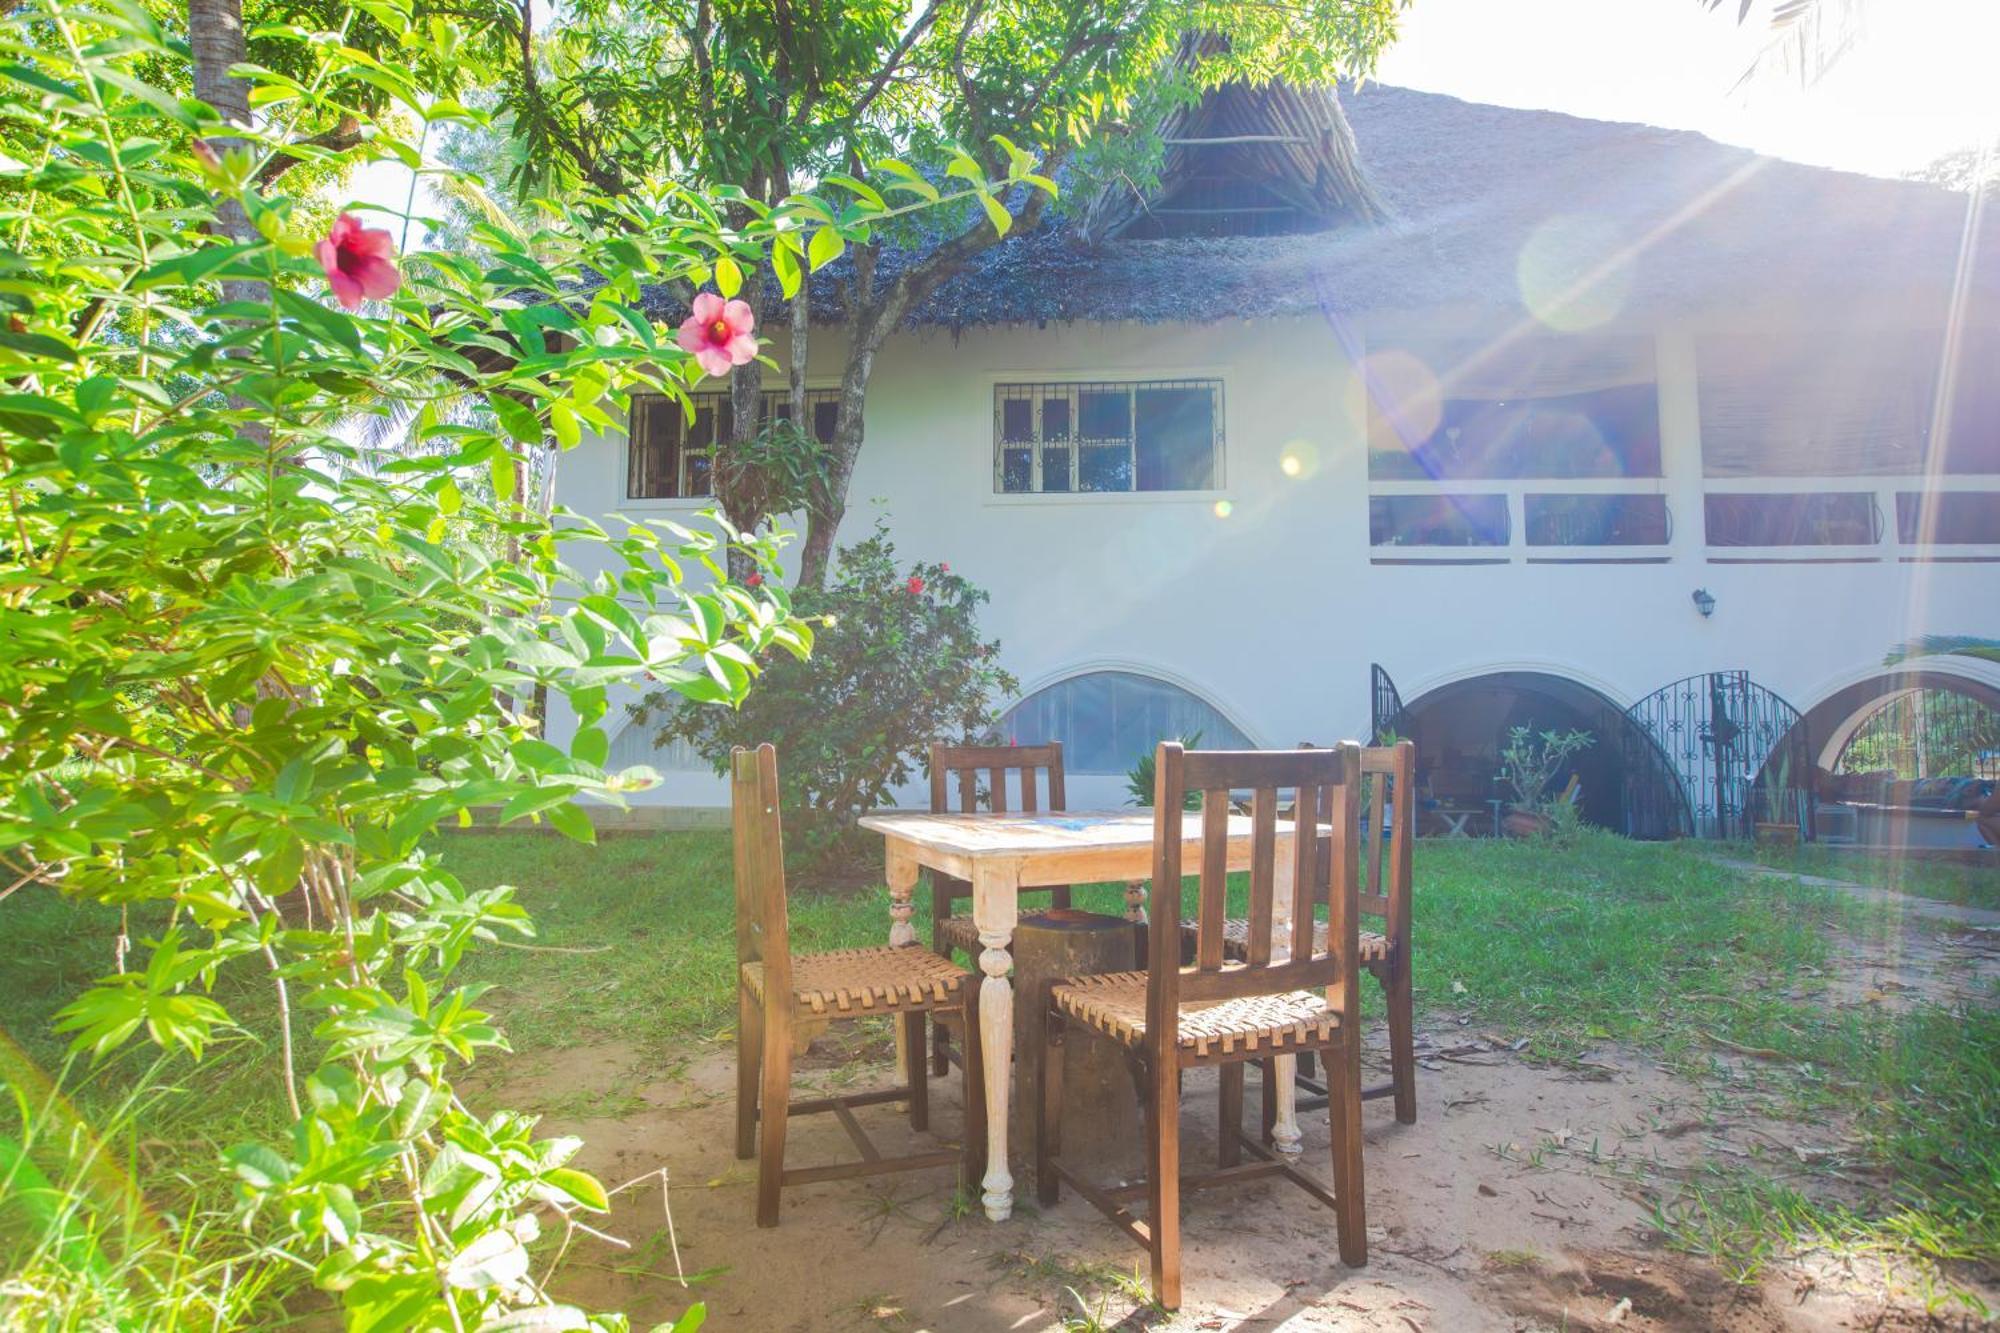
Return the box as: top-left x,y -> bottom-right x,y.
1624,670 -> 1811,840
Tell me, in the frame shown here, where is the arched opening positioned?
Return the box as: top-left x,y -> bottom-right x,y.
1801,670 -> 2000,848
1399,671 -> 1685,838
999,669 -> 1253,776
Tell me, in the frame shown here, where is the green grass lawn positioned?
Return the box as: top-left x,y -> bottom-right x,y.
1742,842 -> 2000,913
3,829 -> 1994,1316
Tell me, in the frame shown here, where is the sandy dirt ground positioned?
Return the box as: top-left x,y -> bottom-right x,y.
484,916 -> 2000,1332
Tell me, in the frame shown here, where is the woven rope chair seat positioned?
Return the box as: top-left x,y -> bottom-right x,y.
934,914 -> 981,955
743,947 -> 969,1016
1185,919 -> 1388,964
1052,971 -> 1340,1059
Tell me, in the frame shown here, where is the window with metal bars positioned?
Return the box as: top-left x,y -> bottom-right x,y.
994,380 -> 1223,494
626,389 -> 841,500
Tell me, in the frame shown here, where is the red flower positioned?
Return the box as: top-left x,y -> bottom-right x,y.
906,575 -> 925,596
315,213 -> 401,311
745,572 -> 764,588
676,292 -> 757,377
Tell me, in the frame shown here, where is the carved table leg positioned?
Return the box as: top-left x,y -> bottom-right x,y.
886,844 -> 919,948
973,862 -> 1020,1221
1124,879 -> 1147,924
1269,835 -> 1303,1157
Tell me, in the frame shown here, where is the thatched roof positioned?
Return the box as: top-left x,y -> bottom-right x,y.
1077,79 -> 1386,242
631,83 -> 2000,331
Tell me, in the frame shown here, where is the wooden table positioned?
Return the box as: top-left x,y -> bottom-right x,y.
857,808 -> 1308,1221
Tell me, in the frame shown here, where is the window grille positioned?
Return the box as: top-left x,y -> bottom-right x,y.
627,389 -> 841,500
994,380 -> 1223,494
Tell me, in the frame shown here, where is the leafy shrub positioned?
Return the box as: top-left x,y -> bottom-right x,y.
0,1 -> 1036,1323
1125,732 -> 1204,809
639,521 -> 1018,872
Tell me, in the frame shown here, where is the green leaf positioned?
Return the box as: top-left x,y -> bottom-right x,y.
541,1166 -> 609,1211
225,1143 -> 297,1191
550,399 -> 580,449
977,189 -> 1011,238
545,799 -> 596,845
713,255 -> 741,298
807,227 -> 845,271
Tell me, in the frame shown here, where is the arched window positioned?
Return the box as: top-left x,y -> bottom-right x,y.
999,670 -> 1252,775
605,717 -> 709,774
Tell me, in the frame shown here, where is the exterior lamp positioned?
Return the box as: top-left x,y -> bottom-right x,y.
1691,587 -> 1716,618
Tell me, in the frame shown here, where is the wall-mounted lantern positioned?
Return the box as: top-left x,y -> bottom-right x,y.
1691,587 -> 1716,618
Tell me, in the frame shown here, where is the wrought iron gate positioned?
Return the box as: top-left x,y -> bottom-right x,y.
1371,664 -> 1408,743
1624,671 -> 1811,840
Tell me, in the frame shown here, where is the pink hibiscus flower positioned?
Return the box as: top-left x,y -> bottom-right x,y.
906,575 -> 925,596
677,292 -> 757,377
315,213 -> 401,311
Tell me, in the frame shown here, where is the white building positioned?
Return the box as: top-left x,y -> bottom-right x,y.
553,83 -> 2000,844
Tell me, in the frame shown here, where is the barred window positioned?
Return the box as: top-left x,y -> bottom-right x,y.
627,389 -> 840,500
995,380 -> 1223,494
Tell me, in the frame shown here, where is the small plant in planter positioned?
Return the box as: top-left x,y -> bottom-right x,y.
1497,726 -> 1594,838
1754,750 -> 1801,846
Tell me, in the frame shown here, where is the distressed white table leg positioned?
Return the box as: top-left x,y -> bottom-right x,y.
972,861 -> 1021,1221
1124,879 -> 1147,924
884,843 -> 919,1082
885,843 -> 919,948
1269,833 -> 1303,1157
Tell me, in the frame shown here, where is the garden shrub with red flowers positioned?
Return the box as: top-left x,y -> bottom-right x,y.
638,521 -> 1018,874
0,0 -> 1044,1325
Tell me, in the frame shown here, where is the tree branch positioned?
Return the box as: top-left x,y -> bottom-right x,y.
253,115 -> 363,187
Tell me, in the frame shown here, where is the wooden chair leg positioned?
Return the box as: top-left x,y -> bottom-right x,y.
1326,1035 -> 1368,1268
931,1015 -> 952,1078
755,1003 -> 792,1228
1035,1008 -> 1063,1205
1259,1058 -> 1278,1142
735,984 -> 759,1161
1146,1055 -> 1182,1310
960,988 -> 986,1195
903,1010 -> 929,1132
1218,1062 -> 1244,1167
930,879 -> 954,1078
1383,959 -> 1417,1125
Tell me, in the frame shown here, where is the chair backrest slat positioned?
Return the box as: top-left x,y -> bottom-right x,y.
729,745 -> 792,997
1304,740 -> 1415,930
1196,790 -> 1230,971
1245,786 -> 1278,967
929,741 -> 1070,910
1151,744 -> 1358,1052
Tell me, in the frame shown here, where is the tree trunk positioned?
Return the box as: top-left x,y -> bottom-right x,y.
189,0 -> 258,304
796,179 -> 1063,589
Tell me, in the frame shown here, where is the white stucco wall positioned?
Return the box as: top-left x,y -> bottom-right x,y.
551,311 -> 2000,813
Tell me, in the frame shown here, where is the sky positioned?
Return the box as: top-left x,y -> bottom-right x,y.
1373,0 -> 1999,181
349,0 -> 1997,217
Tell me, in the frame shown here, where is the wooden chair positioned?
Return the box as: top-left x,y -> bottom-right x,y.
1291,741 -> 1418,1123
731,744 -> 984,1227
1035,743 -> 1368,1310
928,741 -> 1069,1075
1188,740 -> 1418,1124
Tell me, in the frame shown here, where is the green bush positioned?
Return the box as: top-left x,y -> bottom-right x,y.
638,521 -> 1018,872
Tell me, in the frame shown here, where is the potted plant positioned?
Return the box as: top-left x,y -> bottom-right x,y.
1754,751 -> 1800,846
1497,725 -> 1594,837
